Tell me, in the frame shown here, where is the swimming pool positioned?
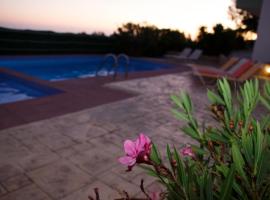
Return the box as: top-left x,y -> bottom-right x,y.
0,73 -> 61,104
0,55 -> 173,81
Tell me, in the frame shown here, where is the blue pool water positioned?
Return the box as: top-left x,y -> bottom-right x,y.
0,73 -> 61,104
0,55 -> 173,81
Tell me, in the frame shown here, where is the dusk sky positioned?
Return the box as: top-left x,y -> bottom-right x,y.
0,0 -> 235,38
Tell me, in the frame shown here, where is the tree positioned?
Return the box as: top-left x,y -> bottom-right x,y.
197,24 -> 245,56
228,4 -> 259,33
111,22 -> 187,57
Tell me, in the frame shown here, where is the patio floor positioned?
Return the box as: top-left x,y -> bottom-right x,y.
0,72 -> 212,199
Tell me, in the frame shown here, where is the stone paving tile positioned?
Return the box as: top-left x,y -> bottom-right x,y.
111,165 -> 155,187
93,121 -> 119,133
88,135 -> 123,154
0,185 -> 7,196
61,181 -> 119,200
27,160 -> 92,199
19,137 -> 52,153
90,132 -> 125,147
60,123 -> 108,143
18,152 -> 60,172
0,162 -> 24,182
0,185 -> 51,200
135,180 -> 164,199
1,174 -> 32,192
68,148 -> 118,176
7,122 -> 57,142
55,146 -> 79,159
98,171 -> 141,198
36,132 -> 78,151
0,135 -> 31,162
70,142 -> 95,153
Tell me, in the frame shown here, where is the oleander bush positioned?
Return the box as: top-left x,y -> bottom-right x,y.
90,79 -> 270,200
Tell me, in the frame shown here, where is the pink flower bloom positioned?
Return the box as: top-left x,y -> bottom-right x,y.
119,133 -> 151,170
180,146 -> 195,158
149,191 -> 161,200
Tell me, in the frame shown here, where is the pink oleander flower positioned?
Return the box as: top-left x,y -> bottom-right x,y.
119,133 -> 151,171
180,146 -> 195,158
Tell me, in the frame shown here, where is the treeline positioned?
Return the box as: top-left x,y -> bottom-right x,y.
0,27 -> 112,54
0,23 -> 252,56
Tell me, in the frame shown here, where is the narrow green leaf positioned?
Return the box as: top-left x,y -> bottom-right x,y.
171,109 -> 189,121
173,147 -> 187,187
150,143 -> 161,165
254,121 -> 264,174
171,94 -> 183,109
166,144 -> 174,172
231,140 -> 248,183
206,131 -> 228,143
220,165 -> 235,200
139,165 -> 159,178
207,89 -> 225,104
181,125 -> 200,140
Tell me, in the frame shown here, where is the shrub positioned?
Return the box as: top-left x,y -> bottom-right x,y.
90,79 -> 270,200
118,79 -> 270,200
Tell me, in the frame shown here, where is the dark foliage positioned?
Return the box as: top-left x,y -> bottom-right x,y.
0,21 -> 250,57
0,27 -> 112,55
228,5 -> 259,33
111,23 -> 188,57
196,24 -> 246,56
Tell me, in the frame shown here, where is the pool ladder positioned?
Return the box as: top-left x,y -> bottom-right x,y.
96,53 -> 129,79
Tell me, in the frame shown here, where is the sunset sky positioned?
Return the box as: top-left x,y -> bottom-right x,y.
0,0 -> 236,38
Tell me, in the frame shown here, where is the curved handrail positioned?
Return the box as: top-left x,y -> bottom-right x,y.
96,53 -> 118,77
117,53 -> 130,78
96,53 -> 130,79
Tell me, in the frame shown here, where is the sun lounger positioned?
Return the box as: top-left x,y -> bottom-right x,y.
188,49 -> 203,60
192,58 -> 255,83
238,63 -> 263,81
165,48 -> 203,61
188,57 -> 239,71
165,48 -> 192,59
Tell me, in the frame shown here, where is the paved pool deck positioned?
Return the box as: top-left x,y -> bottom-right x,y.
0,60 -> 190,130
0,71 -> 216,199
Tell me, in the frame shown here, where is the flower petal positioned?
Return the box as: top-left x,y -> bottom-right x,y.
124,140 -> 136,156
140,133 -> 151,145
118,156 -> 136,166
136,133 -> 151,151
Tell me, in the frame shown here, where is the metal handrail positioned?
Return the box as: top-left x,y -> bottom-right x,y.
96,53 -> 118,77
117,53 -> 129,78
96,53 -> 130,79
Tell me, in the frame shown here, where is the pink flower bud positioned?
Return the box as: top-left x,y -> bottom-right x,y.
180,146 -> 195,158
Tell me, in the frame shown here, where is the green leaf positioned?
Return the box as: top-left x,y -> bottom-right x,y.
260,96 -> 270,110
241,128 -> 254,166
182,125 -> 200,140
205,173 -> 213,200
139,165 -> 159,178
166,144 -> 174,172
207,89 -> 225,104
170,94 -> 183,109
190,145 -> 207,156
261,115 -> 270,130
254,121 -> 264,174
181,92 -> 193,113
173,147 -> 187,187
171,109 -> 189,121
150,143 -> 161,165
206,130 -> 228,143
231,140 -> 248,183
220,165 -> 235,200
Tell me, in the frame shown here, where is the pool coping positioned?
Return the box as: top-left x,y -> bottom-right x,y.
0,60 -> 191,130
